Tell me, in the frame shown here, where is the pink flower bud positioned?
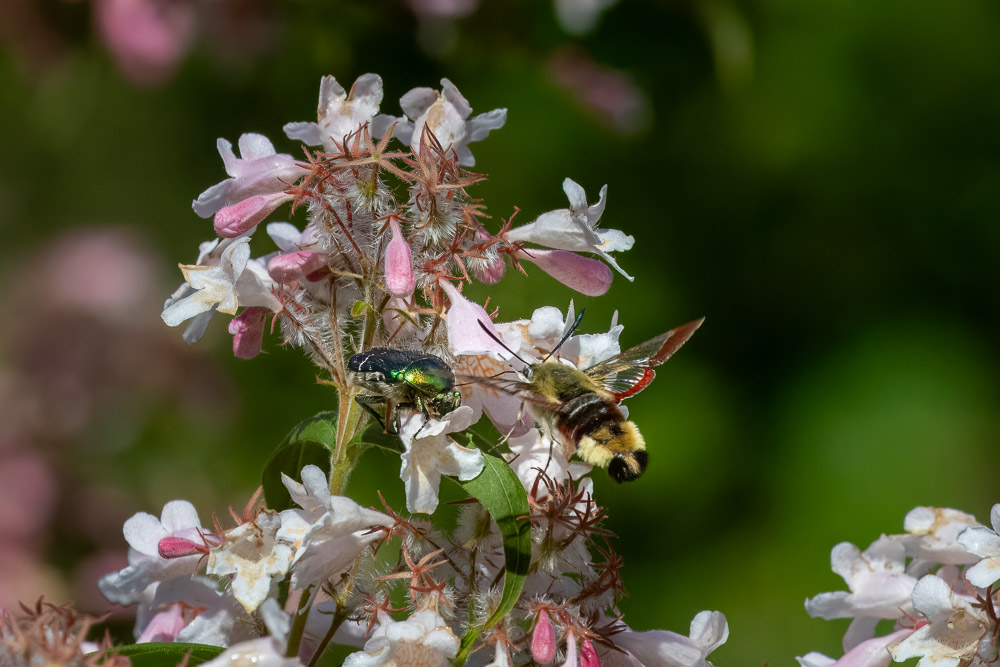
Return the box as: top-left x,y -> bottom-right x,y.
158,536 -> 202,559
267,251 -> 328,283
532,610 -> 557,664
228,307 -> 269,360
516,249 -> 612,296
385,218 -> 416,297
214,193 -> 291,238
580,639 -> 600,667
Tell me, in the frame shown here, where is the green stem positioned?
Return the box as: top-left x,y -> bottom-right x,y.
330,282 -> 380,496
307,602 -> 348,667
285,585 -> 314,659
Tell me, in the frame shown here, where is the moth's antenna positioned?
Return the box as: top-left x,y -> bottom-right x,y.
477,320 -> 530,366
542,309 -> 585,363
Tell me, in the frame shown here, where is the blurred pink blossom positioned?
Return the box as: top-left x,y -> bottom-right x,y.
93,0 -> 195,86
548,48 -> 651,135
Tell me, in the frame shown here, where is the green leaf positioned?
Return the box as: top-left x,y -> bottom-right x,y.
262,410 -> 338,512
99,642 -> 224,665
349,421 -> 403,453
451,453 -> 531,666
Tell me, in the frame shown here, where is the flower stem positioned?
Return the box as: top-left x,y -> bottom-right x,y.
307,601 -> 348,667
285,584 -> 314,659
330,280 -> 380,496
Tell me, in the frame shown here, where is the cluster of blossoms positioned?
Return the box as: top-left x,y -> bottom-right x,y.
801,504 -> 1000,667
89,73 -> 733,666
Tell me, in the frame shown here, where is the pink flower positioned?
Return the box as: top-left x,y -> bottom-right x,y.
385,218 -> 416,297
93,0 -> 194,86
137,603 -> 186,643
214,193 -> 293,239
516,248 -> 613,296
507,178 -> 634,281
193,134 -> 308,218
228,307 -> 270,360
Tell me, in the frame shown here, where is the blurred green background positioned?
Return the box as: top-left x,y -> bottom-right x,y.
3,0 -> 1000,663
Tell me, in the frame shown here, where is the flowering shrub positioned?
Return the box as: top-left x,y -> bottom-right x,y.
801,505 -> 1000,667
79,73 -> 729,665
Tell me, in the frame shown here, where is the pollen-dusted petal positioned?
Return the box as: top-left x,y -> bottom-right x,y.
963,555 -> 1000,588
207,511 -> 293,614
385,218 -> 416,297
903,506 -> 981,565
163,238 -> 251,324
516,249 -> 613,296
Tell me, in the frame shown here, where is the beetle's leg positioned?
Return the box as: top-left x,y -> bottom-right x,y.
354,395 -> 387,432
410,396 -> 435,439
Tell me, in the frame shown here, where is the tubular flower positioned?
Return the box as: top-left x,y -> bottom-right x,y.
391,78 -> 507,166
193,133 -> 308,218
507,178 -> 634,280
132,73 -> 721,667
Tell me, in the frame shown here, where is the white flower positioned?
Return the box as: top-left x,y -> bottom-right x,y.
192,133 -> 308,218
98,500 -> 206,605
392,78 -> 506,166
137,577 -> 255,648
505,427 -> 592,493
805,537 -> 917,621
200,637 -> 302,667
398,405 -> 484,514
958,504 -> 1000,588
902,507 -> 981,566
162,236 -> 251,330
284,74 -> 387,152
796,629 -> 913,667
614,611 -> 729,667
207,511 -> 293,614
888,575 -> 991,667
506,178 -> 634,280
277,465 -> 393,588
343,607 -> 460,667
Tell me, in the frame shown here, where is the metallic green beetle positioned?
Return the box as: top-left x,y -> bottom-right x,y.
347,348 -> 462,428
